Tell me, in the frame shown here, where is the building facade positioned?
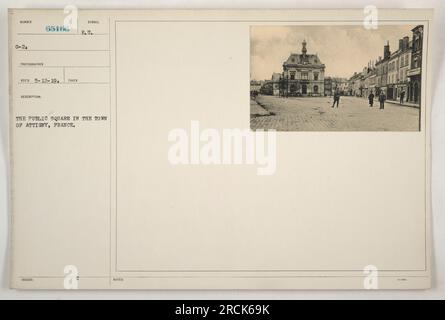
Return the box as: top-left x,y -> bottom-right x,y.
346,25 -> 422,106
250,80 -> 264,93
330,77 -> 349,95
281,40 -> 325,96
374,42 -> 391,96
397,37 -> 412,102
360,63 -> 377,98
271,73 -> 281,96
387,36 -> 412,101
407,25 -> 423,105
348,72 -> 362,97
387,50 -> 400,100
324,77 -> 332,96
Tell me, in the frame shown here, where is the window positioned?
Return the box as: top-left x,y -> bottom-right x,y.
313,85 -> 319,93
290,71 -> 295,80
301,72 -> 308,80
314,72 -> 319,81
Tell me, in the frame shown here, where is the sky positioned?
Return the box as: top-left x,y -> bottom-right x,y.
250,25 -> 417,80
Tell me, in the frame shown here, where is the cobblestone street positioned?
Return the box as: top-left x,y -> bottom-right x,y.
251,95 -> 420,131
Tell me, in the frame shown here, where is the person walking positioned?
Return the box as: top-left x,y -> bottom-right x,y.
379,91 -> 386,110
332,90 -> 340,108
368,91 -> 375,107
400,90 -> 405,105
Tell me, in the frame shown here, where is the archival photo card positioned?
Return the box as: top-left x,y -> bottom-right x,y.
9,9 -> 432,290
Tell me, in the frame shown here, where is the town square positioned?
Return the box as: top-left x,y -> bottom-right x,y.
250,25 -> 423,131
251,95 -> 420,131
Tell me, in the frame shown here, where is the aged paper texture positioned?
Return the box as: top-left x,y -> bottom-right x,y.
9,9 -> 432,289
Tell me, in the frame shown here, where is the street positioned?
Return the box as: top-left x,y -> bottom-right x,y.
251,95 -> 420,131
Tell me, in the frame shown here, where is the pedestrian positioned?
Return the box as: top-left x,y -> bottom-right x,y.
332,90 -> 340,108
368,91 -> 374,107
379,91 -> 386,110
400,90 -> 405,104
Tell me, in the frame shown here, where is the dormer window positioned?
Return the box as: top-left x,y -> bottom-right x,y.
291,58 -> 295,63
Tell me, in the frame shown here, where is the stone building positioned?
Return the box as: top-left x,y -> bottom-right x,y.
331,77 -> 349,95
362,62 -> 377,98
407,25 -> 423,105
324,77 -> 332,96
250,80 -> 264,92
271,73 -> 281,96
281,40 -> 325,96
387,37 -> 411,101
348,72 -> 362,97
397,37 -> 412,102
259,81 -> 273,95
345,24 -> 422,106
387,52 -> 399,99
374,41 -> 391,96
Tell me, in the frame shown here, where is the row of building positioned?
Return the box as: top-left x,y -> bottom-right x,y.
252,25 -> 423,105
348,25 -> 423,105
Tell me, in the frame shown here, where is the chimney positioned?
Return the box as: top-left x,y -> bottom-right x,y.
302,39 -> 307,56
399,39 -> 403,50
384,41 -> 391,59
403,36 -> 409,50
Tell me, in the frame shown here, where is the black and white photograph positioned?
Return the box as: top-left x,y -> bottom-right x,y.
250,25 -> 424,131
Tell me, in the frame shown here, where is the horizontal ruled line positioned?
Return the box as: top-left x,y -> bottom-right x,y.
18,65 -> 110,68
17,33 -> 109,36
18,82 -> 109,85
17,49 -> 110,52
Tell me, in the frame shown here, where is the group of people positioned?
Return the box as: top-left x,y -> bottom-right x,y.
331,90 -> 386,110
367,91 -> 387,109
368,89 -> 406,109
331,88 -> 406,110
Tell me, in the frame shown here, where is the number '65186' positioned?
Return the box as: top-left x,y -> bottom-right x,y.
45,25 -> 70,32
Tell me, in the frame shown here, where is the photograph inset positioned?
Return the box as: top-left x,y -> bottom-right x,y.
250,25 -> 424,131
